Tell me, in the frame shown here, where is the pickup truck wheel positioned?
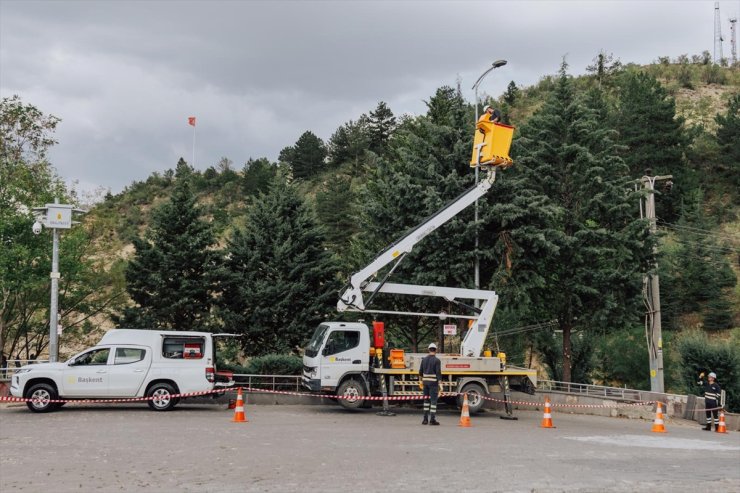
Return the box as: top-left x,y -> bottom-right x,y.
337,379 -> 366,410
147,383 -> 179,411
26,383 -> 59,413
458,383 -> 486,415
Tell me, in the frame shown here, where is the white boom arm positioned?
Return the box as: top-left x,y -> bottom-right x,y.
337,167 -> 501,357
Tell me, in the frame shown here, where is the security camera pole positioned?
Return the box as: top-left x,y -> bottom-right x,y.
32,199 -> 86,363
639,172 -> 672,394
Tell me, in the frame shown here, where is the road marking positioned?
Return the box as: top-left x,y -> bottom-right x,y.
563,435 -> 739,451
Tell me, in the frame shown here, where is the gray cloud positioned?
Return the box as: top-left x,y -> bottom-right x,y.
0,0 -> 728,194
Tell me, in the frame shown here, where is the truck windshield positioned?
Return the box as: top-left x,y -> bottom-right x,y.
304,324 -> 329,358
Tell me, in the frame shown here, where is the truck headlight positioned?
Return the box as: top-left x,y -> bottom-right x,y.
14,368 -> 32,374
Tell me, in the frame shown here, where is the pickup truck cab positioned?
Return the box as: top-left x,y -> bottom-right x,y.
10,329 -> 232,413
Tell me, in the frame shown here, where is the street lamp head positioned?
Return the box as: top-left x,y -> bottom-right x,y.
492,59 -> 508,68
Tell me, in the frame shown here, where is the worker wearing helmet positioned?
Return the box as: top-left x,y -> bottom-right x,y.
419,343 -> 442,425
698,371 -> 722,431
479,104 -> 502,124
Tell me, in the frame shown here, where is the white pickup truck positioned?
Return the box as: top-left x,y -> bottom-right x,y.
10,329 -> 233,412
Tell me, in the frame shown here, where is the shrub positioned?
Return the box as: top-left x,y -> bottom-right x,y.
244,354 -> 303,375
675,330 -> 740,412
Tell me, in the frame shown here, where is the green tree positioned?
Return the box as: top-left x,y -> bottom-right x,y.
119,175 -> 218,330
503,81 -> 520,106
675,330 -> 740,412
315,174 -> 358,252
659,194 -> 736,329
507,62 -> 651,382
327,118 -> 370,167
714,93 -> 740,193
585,50 -> 622,89
613,70 -> 689,221
219,177 -> 339,355
241,157 -> 276,197
425,86 -> 466,129
1,96 -> 124,359
367,101 -> 396,156
279,131 -> 326,180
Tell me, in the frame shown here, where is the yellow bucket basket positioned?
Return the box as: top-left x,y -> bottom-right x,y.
470,122 -> 515,167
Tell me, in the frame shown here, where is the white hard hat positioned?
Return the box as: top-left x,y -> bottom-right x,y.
483,105 -> 492,112
428,343 -> 437,350
708,372 -> 717,379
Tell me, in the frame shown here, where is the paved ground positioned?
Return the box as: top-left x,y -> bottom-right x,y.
1,401 -> 738,493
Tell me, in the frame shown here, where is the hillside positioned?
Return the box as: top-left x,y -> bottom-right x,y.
3,56 -> 738,397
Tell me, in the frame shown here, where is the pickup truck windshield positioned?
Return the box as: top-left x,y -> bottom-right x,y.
305,324 -> 329,357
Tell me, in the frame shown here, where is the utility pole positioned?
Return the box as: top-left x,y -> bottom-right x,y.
639,173 -> 672,394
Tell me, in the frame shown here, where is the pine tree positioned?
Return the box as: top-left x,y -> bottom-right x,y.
503,81 -> 520,106
241,157 -> 276,197
219,177 -> 339,355
327,118 -> 370,167
613,71 -> 689,221
506,62 -> 652,382
315,174 -> 358,252
367,101 -> 396,156
660,193 -> 736,328
286,131 -> 327,180
715,93 -> 740,193
120,175 -> 218,330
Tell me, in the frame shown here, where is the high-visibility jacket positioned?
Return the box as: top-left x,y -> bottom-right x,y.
419,354 -> 442,384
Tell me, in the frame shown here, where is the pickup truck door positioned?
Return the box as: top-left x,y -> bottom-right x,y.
107,346 -> 152,396
320,329 -> 363,388
61,348 -> 112,397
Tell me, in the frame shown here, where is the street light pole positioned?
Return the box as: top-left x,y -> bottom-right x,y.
471,60 -> 507,299
32,199 -> 86,363
50,226 -> 60,363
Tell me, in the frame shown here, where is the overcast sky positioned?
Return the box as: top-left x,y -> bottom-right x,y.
1,0 -> 736,195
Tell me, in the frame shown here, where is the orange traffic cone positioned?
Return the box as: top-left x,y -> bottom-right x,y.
716,410 -> 728,434
232,387 -> 248,423
651,402 -> 666,433
458,393 -> 472,427
540,398 -> 555,428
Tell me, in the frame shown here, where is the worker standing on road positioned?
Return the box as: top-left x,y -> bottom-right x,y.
478,104 -> 502,124
698,371 -> 722,431
420,343 -> 442,426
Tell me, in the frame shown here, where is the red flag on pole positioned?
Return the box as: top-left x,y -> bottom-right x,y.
188,116 -> 196,126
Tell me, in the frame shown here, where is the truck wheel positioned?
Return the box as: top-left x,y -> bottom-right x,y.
337,379 -> 366,410
26,383 -> 59,413
147,383 -> 179,411
458,383 -> 486,415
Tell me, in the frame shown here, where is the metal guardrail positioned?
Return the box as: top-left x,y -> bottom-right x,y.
537,379 -> 684,401
231,374 -> 303,392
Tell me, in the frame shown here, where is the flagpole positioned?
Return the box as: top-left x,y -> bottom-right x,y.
192,123 -> 196,167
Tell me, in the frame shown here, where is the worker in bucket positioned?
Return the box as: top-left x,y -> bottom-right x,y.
420,343 -> 442,426
479,104 -> 501,124
698,371 -> 722,431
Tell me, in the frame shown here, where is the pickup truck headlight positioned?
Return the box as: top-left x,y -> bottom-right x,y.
14,368 -> 32,374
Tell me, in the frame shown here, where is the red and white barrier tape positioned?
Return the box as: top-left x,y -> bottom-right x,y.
1,386 -> 667,409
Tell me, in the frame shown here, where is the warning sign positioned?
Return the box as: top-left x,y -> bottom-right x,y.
443,324 -> 457,335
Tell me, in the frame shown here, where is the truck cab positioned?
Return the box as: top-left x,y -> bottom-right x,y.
302,322 -> 370,393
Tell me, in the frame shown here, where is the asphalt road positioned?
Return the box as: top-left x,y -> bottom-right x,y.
1,402 -> 738,493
